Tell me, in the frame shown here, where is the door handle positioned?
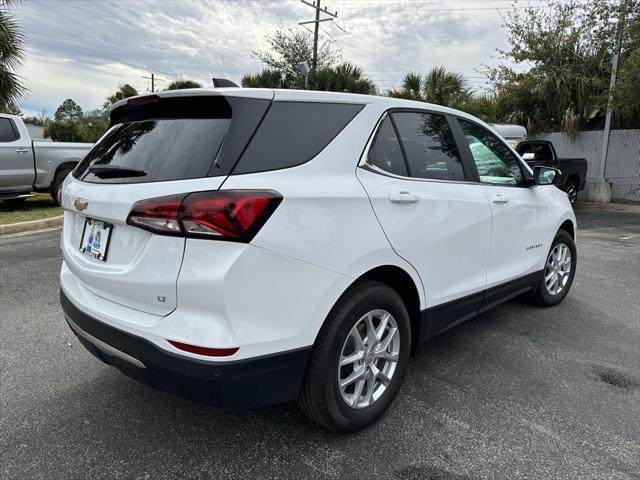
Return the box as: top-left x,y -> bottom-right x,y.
389,192 -> 419,204
15,148 -> 30,153
492,194 -> 509,204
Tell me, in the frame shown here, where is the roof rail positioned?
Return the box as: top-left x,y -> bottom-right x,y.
212,78 -> 239,88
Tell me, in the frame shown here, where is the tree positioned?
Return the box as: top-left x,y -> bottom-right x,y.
386,67 -> 473,109
45,98 -> 109,142
165,79 -> 202,90
78,116 -> 109,142
423,67 -> 473,108
241,69 -> 287,88
312,63 -> 376,95
460,94 -> 499,123
44,120 -> 83,142
253,27 -> 341,83
488,0 -> 639,132
54,99 -> 83,122
242,63 -> 376,94
0,1 -> 26,113
612,3 -> 640,121
103,83 -> 138,109
23,110 -> 50,127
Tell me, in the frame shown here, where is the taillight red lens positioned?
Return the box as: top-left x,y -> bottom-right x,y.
126,190 -> 281,242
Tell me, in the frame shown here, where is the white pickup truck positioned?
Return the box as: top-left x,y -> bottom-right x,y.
0,113 -> 93,204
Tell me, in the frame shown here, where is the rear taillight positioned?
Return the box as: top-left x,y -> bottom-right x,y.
126,190 -> 282,242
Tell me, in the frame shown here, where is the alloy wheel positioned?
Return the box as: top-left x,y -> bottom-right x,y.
337,309 -> 400,409
544,243 -> 572,295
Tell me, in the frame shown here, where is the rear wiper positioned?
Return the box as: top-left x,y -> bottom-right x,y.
88,165 -> 147,178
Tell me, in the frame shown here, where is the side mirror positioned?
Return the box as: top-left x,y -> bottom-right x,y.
533,165 -> 561,185
522,152 -> 535,161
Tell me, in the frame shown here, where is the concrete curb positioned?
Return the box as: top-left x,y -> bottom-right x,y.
0,215 -> 64,236
575,201 -> 640,213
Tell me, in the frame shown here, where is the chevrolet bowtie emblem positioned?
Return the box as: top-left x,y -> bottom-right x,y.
74,198 -> 88,211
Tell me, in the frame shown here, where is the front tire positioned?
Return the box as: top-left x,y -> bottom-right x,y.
50,167 -> 73,206
297,280 -> 411,432
531,230 -> 576,306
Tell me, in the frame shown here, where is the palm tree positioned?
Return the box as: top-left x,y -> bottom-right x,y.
423,66 -> 473,108
385,67 -> 473,108
313,62 -> 376,94
0,0 -> 26,113
165,79 -> 203,90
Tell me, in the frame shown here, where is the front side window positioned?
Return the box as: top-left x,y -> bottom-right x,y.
392,112 -> 464,181
366,116 -> 408,177
459,119 -> 524,185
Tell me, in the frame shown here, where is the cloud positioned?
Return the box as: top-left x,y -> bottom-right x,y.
13,0 -> 517,114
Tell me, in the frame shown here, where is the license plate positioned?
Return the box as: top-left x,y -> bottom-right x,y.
79,218 -> 113,262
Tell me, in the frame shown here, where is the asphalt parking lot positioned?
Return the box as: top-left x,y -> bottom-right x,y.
1,206 -> 639,480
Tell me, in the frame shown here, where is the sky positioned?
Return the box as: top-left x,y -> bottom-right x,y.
11,0 -> 541,116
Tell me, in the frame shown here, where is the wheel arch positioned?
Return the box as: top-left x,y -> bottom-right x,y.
563,173 -> 580,186
559,219 -> 575,239
53,161 -> 78,179
351,265 -> 423,356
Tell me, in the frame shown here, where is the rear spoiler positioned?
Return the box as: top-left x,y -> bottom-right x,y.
212,78 -> 239,88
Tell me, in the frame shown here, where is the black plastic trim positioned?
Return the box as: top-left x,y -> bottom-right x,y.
422,271 -> 541,340
60,290 -> 311,409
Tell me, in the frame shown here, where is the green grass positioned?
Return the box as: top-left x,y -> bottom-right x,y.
0,193 -> 62,225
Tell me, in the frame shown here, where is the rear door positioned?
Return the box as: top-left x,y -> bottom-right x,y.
357,110 -> 492,314
0,116 -> 35,194
455,118 -> 548,288
61,92 -> 272,316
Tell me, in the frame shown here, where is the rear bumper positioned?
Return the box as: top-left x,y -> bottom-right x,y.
61,290 -> 311,409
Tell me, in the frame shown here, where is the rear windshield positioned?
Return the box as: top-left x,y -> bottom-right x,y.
74,118 -> 230,184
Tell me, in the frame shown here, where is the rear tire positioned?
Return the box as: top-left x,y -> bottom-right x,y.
531,230 -> 576,306
50,167 -> 73,206
297,280 -> 411,432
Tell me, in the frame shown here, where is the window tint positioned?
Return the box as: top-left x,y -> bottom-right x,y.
366,116 -> 408,177
459,119 -> 524,185
516,142 -> 553,162
233,102 -> 363,174
74,119 -> 230,184
392,112 -> 464,181
0,118 -> 19,142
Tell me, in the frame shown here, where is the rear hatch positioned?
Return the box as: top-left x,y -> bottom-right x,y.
61,91 -> 272,316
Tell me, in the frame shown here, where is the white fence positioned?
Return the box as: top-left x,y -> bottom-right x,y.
530,129 -> 640,201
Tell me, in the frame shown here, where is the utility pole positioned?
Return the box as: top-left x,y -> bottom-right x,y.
313,1 -> 320,70
141,73 -> 165,93
299,0 -> 337,71
599,52 -> 619,181
598,1 -> 627,181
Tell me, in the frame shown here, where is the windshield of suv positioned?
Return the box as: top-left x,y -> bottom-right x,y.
74,118 -> 230,184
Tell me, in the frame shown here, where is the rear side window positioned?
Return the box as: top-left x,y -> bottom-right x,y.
392,112 -> 464,181
232,102 -> 363,174
0,118 -> 19,142
367,116 -> 408,176
74,118 -> 230,184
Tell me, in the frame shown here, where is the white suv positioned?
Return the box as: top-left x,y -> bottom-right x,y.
60,88 -> 576,432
